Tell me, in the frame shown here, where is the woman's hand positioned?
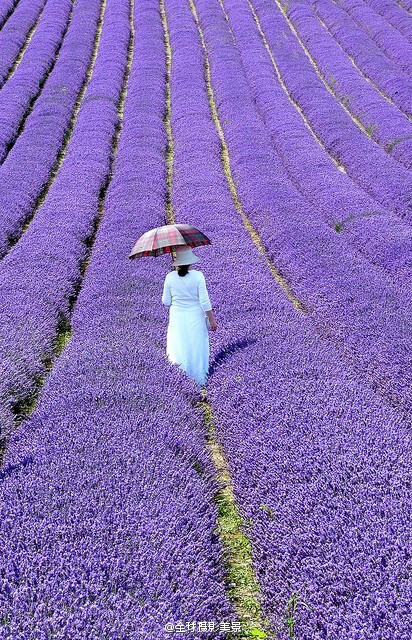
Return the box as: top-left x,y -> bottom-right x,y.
206,310 -> 217,331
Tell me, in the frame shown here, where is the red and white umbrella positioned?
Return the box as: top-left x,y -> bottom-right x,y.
128,224 -> 211,259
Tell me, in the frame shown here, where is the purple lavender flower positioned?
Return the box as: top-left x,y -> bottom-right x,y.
0,0 -> 103,255
0,0 -> 46,86
0,0 -> 73,163
335,0 -> 412,76
314,0 -> 412,116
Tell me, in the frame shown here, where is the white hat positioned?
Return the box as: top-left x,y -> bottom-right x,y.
173,246 -> 200,266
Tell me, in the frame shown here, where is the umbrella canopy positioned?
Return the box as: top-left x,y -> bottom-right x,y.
128,224 -> 211,259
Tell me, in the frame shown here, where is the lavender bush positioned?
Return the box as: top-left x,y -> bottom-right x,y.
218,0 -> 412,288
0,0 -> 19,31
249,0 -> 412,220
364,0 -> 412,42
314,0 -> 412,116
0,0 -> 102,255
283,0 -> 412,168
0,0 -> 73,162
164,1 -> 412,637
334,0 -> 412,75
0,0 -> 45,86
193,0 -> 412,416
399,0 -> 412,11
0,1 -> 233,637
0,0 -> 128,444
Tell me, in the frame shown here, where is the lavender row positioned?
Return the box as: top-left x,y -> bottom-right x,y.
0,0 -> 18,31
0,0 -> 102,257
197,0 -> 412,414
334,0 -> 412,76
207,299 -> 412,640
284,0 -> 412,168
218,0 -> 412,287
0,0 -> 125,442
0,0 -> 45,86
250,0 -> 412,221
314,0 -> 412,116
0,0 -> 233,635
363,0 -> 412,43
166,1 -> 411,637
399,0 -> 412,11
0,0 -> 73,163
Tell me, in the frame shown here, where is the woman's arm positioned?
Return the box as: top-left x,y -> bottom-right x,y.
161,275 -> 172,306
199,273 -> 217,330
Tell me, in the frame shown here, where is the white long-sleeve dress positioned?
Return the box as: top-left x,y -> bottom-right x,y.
162,268 -> 212,386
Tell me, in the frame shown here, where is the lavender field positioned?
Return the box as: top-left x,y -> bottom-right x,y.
0,0 -> 411,638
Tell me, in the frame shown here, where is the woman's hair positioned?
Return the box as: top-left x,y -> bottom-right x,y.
176,264 -> 190,277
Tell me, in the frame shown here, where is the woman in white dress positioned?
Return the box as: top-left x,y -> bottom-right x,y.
162,246 -> 217,386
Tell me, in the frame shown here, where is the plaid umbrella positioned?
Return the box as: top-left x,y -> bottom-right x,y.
128,224 -> 211,259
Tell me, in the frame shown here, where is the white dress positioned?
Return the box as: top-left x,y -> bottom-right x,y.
162,269 -> 212,386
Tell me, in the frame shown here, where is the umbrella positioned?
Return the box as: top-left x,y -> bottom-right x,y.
128,224 -> 211,259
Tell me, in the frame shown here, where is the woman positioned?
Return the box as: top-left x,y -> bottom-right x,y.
162,246 -> 217,386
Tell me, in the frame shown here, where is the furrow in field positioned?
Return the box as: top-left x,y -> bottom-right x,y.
333,0 -> 412,75
162,1 -> 412,636
0,0 -> 45,85
0,0 -> 20,31
0,0 -> 47,88
247,0 -> 412,222
216,0 -> 412,289
172,0 -> 305,314
399,0 -> 412,12
0,0 -> 104,258
315,10 -> 400,108
314,0 -> 412,117
0,1 -> 233,636
363,0 -> 412,44
0,0 -> 129,453
197,390 -> 272,639
0,0 -> 74,164
274,0 -> 412,168
161,0 -> 271,635
192,0 -> 412,417
232,0 -> 348,175
160,0 -> 174,224
217,0 -> 345,180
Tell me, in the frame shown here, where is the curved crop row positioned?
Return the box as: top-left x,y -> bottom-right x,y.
206,264 -> 412,638
0,1 -> 234,636
163,1 -> 412,637
281,0 -> 412,168
0,0 -> 103,258
363,0 -> 412,43
314,4 -> 409,114
249,0 -> 412,222
0,0 -> 125,447
217,0 -> 412,288
0,0 -> 47,89
399,0 -> 412,11
0,0 -> 45,86
0,0 -> 19,31
162,2 -> 269,632
0,0 -> 74,164
334,0 -> 412,76
192,0 -> 412,417
314,0 -> 412,116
